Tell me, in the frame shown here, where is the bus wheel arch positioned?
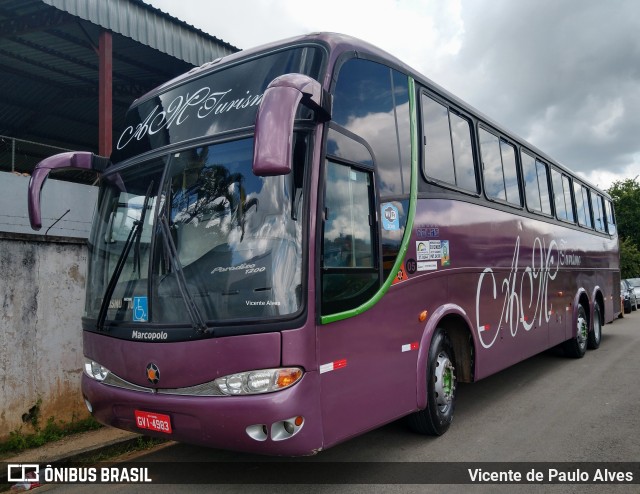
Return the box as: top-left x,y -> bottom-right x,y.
409,310 -> 475,436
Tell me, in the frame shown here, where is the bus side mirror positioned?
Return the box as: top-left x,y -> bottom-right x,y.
28,151 -> 110,230
253,73 -> 331,177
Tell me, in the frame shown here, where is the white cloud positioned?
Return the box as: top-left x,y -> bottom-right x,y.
145,0 -> 640,190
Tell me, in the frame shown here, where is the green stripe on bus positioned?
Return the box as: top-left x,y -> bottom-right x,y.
321,77 -> 419,325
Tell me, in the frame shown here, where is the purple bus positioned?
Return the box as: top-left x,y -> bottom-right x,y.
28,33 -> 619,455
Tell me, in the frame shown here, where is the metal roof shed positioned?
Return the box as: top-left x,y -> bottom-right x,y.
0,0 -> 238,180
42,0 -> 236,68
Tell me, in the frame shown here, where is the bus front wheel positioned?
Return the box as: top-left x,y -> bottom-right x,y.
407,327 -> 457,436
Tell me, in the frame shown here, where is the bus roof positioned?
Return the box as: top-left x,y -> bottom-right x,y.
124,32 -> 610,198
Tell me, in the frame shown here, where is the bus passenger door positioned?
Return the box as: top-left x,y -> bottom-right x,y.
318,158 -> 417,449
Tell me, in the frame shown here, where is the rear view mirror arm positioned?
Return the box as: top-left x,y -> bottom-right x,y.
28,151 -> 110,230
253,73 -> 331,177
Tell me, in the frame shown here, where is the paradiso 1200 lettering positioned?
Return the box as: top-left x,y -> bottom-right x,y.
211,263 -> 266,275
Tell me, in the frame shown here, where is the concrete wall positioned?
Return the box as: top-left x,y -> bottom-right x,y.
0,234 -> 89,438
0,172 -> 98,440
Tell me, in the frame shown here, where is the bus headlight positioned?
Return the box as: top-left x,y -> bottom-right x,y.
84,358 -> 110,382
215,368 -> 303,395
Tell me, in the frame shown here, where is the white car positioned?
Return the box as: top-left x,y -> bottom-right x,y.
626,278 -> 640,306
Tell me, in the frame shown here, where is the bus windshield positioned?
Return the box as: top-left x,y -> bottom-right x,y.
85,137 -> 306,328
113,45 -> 325,163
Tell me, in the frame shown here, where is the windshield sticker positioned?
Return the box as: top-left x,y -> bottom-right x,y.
417,261 -> 438,272
416,240 -> 446,262
442,240 -> 451,266
405,258 -> 417,274
108,298 -> 126,310
392,265 -> 408,285
133,296 -> 148,322
381,203 -> 400,231
211,263 -> 266,275
416,241 -> 429,261
246,300 -> 281,307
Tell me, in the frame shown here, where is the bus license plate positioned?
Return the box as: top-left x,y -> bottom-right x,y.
134,410 -> 172,434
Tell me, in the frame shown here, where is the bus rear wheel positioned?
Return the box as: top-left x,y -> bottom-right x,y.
587,303 -> 602,350
563,304 -> 588,358
407,328 -> 457,436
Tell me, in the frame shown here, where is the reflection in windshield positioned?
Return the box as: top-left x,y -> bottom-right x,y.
96,180 -> 156,330
86,138 -> 305,327
86,162 -> 165,324
332,59 -> 411,198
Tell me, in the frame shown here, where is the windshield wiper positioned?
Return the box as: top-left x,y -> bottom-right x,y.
132,181 -> 154,278
158,214 -> 209,334
96,181 -> 154,331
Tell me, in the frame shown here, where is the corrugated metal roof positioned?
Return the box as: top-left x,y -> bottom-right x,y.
0,0 -> 240,183
42,0 -> 237,66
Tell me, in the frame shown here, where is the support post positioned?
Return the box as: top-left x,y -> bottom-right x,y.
11,137 -> 15,172
98,30 -> 112,157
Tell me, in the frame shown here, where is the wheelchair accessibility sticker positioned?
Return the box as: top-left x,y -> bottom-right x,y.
133,296 -> 148,322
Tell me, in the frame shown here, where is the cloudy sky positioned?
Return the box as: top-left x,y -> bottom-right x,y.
145,0 -> 640,190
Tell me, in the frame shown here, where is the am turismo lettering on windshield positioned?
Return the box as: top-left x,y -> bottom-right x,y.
116,87 -> 264,150
475,236 -> 582,349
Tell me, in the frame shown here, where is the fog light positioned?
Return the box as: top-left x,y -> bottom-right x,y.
84,397 -> 93,413
271,416 -> 304,441
246,424 -> 268,441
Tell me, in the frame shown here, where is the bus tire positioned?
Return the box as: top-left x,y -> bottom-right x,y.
407,328 -> 457,436
563,304 -> 588,358
587,303 -> 602,350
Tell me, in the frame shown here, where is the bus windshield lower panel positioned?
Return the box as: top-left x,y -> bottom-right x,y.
85,137 -> 304,328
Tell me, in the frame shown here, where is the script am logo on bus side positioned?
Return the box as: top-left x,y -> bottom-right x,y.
475,236 -> 582,349
116,87 -> 264,150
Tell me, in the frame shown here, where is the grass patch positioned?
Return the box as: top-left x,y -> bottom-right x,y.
0,415 -> 103,458
78,436 -> 168,463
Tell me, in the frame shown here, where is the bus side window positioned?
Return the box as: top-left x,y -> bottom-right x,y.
552,169 -> 576,223
536,160 -> 552,215
321,161 -> 379,315
523,153 -> 552,215
574,182 -> 593,228
332,58 -> 407,197
332,58 -> 412,285
605,199 -> 616,235
421,94 -> 477,193
522,151 -> 541,212
479,128 -> 521,205
551,169 -> 565,219
593,193 -> 607,232
561,175 -> 576,222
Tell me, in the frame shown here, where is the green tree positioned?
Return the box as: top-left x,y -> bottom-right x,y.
608,178 -> 640,278
607,178 -> 640,247
619,237 -> 640,278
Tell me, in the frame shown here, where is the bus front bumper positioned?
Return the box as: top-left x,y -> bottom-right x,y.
81,371 -> 323,456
